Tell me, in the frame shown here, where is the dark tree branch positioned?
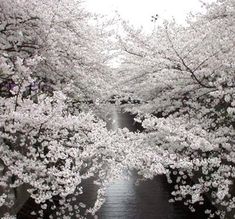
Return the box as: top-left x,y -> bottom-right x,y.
165,28 -> 215,89
123,46 -> 144,58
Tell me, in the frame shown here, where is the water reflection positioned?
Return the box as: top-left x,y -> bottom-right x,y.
17,108 -> 219,219
98,108 -> 139,218
97,108 -> 218,219
107,108 -> 120,131
105,108 -> 143,132
98,108 -> 175,219
99,109 -> 173,218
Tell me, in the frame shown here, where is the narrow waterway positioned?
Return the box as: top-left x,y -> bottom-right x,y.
96,108 -> 218,219
17,108 -> 219,219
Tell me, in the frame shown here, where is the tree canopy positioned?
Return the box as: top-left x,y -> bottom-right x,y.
1,0 -> 235,218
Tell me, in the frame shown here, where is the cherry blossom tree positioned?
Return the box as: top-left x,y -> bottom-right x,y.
1,0 -> 235,218
114,0 -> 235,218
0,0 -> 131,218
0,0 -> 117,103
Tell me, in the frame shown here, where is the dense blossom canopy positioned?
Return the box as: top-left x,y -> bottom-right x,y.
0,0 -> 235,218
0,0 -> 130,218
115,0 -> 235,218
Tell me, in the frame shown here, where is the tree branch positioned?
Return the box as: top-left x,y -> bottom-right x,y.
165,28 -> 215,89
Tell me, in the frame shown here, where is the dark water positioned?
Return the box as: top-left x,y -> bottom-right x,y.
16,109 -> 219,219
96,109 -> 218,219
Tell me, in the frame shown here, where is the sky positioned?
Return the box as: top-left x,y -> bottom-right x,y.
84,0 -> 214,31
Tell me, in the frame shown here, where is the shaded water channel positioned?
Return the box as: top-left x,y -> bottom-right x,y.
17,108 -> 219,219
95,109 -> 219,219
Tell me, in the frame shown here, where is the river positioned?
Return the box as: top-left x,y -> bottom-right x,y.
16,108 -> 219,219
95,108 -> 218,219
